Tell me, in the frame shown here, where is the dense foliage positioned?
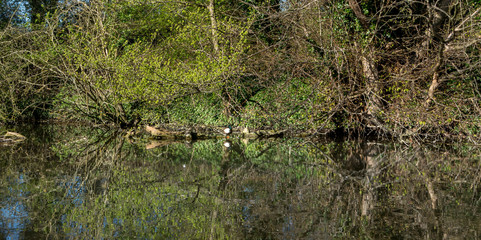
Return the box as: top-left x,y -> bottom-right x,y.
1,0 -> 481,139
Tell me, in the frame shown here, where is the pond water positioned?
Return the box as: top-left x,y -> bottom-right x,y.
0,124 -> 481,239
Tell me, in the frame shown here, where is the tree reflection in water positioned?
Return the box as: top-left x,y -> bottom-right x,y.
0,125 -> 480,239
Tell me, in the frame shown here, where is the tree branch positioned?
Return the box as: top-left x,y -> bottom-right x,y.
348,0 -> 369,28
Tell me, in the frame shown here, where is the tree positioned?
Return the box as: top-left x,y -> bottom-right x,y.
247,0 -> 481,136
27,0 -> 58,25
0,0 -> 26,28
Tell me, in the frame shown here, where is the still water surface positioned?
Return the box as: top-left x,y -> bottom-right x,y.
1,124 -> 481,239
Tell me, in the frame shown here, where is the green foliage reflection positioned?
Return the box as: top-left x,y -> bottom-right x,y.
1,125 -> 481,238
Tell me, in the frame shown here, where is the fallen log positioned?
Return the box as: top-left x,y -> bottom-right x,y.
241,127 -> 287,139
0,131 -> 26,144
145,126 -> 198,140
145,125 -> 291,140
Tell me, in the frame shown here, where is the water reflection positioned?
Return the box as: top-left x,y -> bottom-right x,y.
0,125 -> 480,239
1,175 -> 28,240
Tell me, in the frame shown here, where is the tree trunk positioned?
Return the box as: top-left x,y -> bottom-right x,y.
347,1 -> 384,128
432,0 -> 453,40
426,48 -> 443,105
347,0 -> 368,28
426,4 -> 481,105
208,0 -> 219,57
425,0 -> 452,105
361,54 -> 381,116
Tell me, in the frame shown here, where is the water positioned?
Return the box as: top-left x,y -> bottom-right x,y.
0,124 -> 480,239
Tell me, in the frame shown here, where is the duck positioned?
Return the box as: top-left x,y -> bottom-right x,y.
223,126 -> 232,138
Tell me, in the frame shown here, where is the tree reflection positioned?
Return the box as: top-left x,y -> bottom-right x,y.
0,125 -> 481,238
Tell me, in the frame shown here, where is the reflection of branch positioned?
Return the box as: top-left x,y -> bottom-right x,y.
423,168 -> 444,239
301,178 -> 345,238
253,143 -> 274,159
192,184 -> 201,203
209,198 -> 219,240
304,141 -> 346,178
412,148 -> 444,238
81,129 -> 120,158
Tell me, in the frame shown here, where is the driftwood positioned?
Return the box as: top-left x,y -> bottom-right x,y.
0,131 -> 26,144
241,127 -> 288,139
145,126 -> 198,140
